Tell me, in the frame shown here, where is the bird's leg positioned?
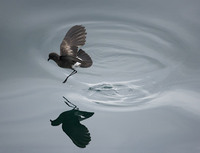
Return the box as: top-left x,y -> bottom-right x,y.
63,96 -> 78,109
63,69 -> 77,83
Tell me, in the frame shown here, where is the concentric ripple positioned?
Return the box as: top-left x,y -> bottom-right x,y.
87,81 -> 160,107
77,18 -> 188,110
31,13 -> 190,110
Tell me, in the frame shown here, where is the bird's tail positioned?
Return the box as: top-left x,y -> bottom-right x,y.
77,49 -> 93,68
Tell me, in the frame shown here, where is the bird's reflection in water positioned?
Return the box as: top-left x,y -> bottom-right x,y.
50,96 -> 94,148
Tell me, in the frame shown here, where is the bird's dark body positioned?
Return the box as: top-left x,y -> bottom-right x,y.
51,110 -> 78,126
48,25 -> 92,83
58,56 -> 75,69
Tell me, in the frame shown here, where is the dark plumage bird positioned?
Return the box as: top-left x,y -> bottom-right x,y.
50,97 -> 94,148
48,25 -> 92,83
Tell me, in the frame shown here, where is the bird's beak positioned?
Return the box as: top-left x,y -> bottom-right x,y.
48,58 -> 50,61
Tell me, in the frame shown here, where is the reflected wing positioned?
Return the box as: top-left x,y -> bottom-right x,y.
62,122 -> 91,148
60,25 -> 87,57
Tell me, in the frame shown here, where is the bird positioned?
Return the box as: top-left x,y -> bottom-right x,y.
50,97 -> 94,148
48,25 -> 92,83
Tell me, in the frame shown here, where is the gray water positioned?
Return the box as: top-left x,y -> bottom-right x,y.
1,0 -> 200,152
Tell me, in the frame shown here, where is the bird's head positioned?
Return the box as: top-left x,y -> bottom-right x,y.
50,118 -> 62,126
48,53 -> 59,61
50,112 -> 66,126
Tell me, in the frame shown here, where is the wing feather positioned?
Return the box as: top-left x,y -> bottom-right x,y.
60,25 -> 87,57
62,122 -> 91,148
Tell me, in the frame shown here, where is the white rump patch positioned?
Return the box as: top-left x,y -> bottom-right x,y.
72,56 -> 82,68
72,62 -> 81,68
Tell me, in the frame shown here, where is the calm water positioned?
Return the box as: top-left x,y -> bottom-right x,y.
1,0 -> 200,152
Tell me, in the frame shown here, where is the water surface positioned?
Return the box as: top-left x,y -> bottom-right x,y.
0,0 -> 200,153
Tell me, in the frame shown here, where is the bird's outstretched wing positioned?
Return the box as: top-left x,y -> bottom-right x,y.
77,49 -> 93,68
62,122 -> 91,148
60,25 -> 87,57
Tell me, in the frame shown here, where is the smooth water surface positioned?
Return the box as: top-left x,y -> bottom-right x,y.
0,0 -> 200,152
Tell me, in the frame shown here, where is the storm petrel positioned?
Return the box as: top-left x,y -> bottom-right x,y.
48,25 -> 92,83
